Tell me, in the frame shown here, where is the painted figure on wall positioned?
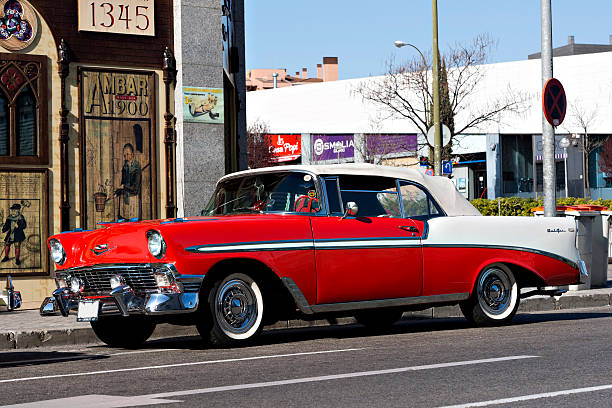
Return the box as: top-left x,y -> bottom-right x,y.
1,203 -> 26,265
115,142 -> 142,220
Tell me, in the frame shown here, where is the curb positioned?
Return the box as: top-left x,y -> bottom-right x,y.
1,293 -> 611,350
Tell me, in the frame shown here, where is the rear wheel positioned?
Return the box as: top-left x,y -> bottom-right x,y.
355,309 -> 403,330
460,264 -> 519,326
197,273 -> 264,347
91,316 -> 156,348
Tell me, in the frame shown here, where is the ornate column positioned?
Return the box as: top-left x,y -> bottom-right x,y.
163,47 -> 177,219
58,39 -> 71,231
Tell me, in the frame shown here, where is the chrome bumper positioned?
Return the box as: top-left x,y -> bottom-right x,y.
40,288 -> 198,318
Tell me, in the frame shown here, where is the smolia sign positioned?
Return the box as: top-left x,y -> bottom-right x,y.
78,0 -> 155,36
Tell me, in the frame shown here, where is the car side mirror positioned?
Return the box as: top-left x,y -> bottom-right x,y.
342,202 -> 358,219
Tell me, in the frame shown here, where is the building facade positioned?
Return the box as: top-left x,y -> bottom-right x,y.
247,49 -> 612,203
0,0 -> 245,308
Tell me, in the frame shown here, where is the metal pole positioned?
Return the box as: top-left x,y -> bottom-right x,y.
564,147 -> 568,198
432,0 -> 442,176
541,0 -> 556,216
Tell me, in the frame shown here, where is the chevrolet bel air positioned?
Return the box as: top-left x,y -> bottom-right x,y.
40,164 -> 588,348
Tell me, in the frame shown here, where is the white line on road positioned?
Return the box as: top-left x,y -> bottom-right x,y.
436,384 -> 612,408
0,349 -> 181,367
143,355 -> 539,399
0,348 -> 363,384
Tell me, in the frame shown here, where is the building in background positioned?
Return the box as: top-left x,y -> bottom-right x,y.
246,56 -> 338,91
247,45 -> 612,202
0,0 -> 246,308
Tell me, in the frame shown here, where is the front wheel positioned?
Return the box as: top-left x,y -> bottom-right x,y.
198,273 -> 264,347
91,316 -> 156,348
460,264 -> 520,326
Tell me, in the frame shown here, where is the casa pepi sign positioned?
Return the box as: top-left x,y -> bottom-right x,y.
268,134 -> 301,163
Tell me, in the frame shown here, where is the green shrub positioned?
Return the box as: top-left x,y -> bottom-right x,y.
469,197 -> 612,216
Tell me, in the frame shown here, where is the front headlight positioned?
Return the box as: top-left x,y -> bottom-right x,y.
147,230 -> 166,259
49,239 -> 66,265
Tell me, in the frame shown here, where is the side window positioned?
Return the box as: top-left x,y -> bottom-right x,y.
323,177 -> 343,215
338,175 -> 401,218
398,181 -> 442,218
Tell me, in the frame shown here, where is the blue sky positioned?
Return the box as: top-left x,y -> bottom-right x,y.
245,0 -> 612,79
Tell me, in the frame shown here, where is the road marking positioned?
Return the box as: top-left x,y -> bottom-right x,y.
436,384 -> 612,408
0,349 -> 181,367
0,348 -> 363,384
1,394 -> 180,408
143,355 -> 538,399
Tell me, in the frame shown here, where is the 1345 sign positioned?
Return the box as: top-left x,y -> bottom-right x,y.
78,0 -> 155,36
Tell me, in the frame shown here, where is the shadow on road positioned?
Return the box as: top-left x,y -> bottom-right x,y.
0,350 -> 108,368
140,308 -> 612,351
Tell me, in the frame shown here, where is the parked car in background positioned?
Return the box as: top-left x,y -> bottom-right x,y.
1,276 -> 21,311
40,164 -> 587,348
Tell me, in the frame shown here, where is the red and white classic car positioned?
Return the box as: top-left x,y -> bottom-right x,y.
41,164 -> 587,348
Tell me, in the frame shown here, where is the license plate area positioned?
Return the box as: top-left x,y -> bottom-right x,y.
77,299 -> 100,322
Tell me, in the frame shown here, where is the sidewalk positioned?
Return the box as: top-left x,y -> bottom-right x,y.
2,271 -> 611,350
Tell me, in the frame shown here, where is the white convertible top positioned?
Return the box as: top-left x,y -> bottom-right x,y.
219,164 -> 482,217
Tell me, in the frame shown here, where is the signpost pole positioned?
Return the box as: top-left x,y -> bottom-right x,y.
432,0 -> 442,176
541,0 -> 556,217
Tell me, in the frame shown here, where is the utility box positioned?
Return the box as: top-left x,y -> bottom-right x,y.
533,207 -> 609,289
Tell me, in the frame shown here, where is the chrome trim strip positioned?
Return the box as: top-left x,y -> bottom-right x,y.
186,237 -> 425,254
311,293 -> 470,313
281,277 -> 468,315
421,243 -> 579,269
578,260 -> 589,283
281,277 -> 314,314
186,240 -> 314,254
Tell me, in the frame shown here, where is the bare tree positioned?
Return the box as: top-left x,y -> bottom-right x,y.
354,34 -> 530,157
563,99 -> 604,195
247,118 -> 274,169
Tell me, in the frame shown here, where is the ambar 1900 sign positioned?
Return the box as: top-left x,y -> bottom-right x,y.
78,0 -> 155,36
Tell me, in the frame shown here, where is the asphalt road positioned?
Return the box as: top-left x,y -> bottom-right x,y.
0,307 -> 611,408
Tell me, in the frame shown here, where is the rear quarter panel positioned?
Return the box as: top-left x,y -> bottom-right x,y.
422,216 -> 580,296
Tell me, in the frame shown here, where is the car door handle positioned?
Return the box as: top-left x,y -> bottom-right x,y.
399,225 -> 419,233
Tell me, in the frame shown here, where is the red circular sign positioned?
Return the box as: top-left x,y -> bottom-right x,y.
542,78 -> 566,127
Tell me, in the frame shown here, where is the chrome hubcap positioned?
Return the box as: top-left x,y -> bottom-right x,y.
215,279 -> 258,334
478,268 -> 512,315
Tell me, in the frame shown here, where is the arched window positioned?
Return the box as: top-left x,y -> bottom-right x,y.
16,85 -> 37,156
0,54 -> 47,164
0,95 -> 8,156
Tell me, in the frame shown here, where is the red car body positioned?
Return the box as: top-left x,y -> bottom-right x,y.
41,164 -> 587,347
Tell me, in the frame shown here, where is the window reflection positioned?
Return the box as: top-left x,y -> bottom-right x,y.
16,85 -> 37,156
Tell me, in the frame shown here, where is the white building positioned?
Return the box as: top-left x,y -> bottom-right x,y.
247,50 -> 612,200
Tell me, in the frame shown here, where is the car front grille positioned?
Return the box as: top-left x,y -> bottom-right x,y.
59,265 -> 158,296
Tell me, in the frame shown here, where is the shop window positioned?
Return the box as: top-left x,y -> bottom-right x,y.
0,54 -> 47,164
501,135 -> 533,194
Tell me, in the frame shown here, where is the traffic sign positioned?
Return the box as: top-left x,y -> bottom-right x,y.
442,160 -> 453,175
426,124 -> 451,147
543,78 -> 566,127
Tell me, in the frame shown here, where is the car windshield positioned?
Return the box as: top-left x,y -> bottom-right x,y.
203,172 -> 321,215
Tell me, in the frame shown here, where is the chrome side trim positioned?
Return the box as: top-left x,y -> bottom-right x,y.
578,260 -> 589,283
280,277 -> 468,315
422,244 -> 579,270
281,277 -> 313,314
311,293 -> 470,313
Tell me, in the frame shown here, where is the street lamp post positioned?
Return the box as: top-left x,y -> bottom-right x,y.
393,41 -> 427,67
394,40 -> 439,172
431,0 -> 441,176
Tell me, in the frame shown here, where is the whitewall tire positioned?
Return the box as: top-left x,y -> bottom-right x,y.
460,264 -> 520,326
